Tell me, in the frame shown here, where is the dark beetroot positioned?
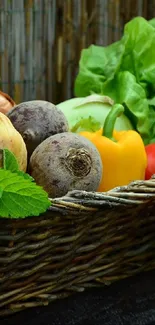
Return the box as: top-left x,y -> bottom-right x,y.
7,100 -> 69,158
29,132 -> 103,198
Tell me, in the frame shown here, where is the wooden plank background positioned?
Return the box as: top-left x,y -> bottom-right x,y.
0,0 -> 154,104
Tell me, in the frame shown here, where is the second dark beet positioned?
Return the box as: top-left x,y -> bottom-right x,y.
7,100 -> 69,158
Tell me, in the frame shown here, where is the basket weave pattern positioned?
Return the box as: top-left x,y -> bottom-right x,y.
1,177 -> 155,316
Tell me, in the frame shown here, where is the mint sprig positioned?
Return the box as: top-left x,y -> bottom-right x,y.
0,149 -> 51,218
2,149 -> 34,181
3,148 -> 19,172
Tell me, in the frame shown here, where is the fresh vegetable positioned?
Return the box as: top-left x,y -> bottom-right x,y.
7,100 -> 69,158
29,132 -> 102,198
0,112 -> 27,171
80,104 -> 147,192
0,90 -> 15,114
149,18 -> 155,28
145,144 -> 155,180
57,94 -> 133,133
74,17 -> 155,145
0,149 -> 50,218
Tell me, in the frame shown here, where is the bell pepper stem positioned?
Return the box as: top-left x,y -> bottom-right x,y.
102,104 -> 124,139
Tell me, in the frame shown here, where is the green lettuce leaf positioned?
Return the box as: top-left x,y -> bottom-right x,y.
148,105 -> 155,143
149,18 -> 155,28
102,71 -> 150,144
122,17 -> 155,96
75,40 -> 125,97
74,16 -> 155,144
148,97 -> 155,106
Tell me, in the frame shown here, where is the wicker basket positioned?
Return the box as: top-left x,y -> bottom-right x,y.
1,176 -> 155,317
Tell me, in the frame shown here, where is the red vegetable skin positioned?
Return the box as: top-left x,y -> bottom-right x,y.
145,144 -> 155,180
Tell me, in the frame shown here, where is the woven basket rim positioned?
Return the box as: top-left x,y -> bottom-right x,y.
0,176 -> 154,221
49,175 -> 155,210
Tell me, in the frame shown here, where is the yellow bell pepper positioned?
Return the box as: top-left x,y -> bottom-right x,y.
80,104 -> 147,192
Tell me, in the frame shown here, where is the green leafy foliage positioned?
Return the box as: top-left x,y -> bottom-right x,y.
74,17 -> 155,144
2,148 -> 34,181
0,169 -> 51,218
3,148 -> 19,172
0,149 -> 50,219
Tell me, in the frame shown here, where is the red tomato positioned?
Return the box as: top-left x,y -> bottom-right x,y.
145,144 -> 155,180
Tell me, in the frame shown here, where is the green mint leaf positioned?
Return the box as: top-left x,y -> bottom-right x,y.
3,148 -> 19,172
16,171 -> 34,181
2,149 -> 34,181
0,169 -> 51,218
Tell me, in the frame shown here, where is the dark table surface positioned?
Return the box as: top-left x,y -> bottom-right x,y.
1,270 -> 155,325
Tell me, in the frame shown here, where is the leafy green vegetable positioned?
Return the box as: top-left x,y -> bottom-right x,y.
149,18 -> 155,28
0,149 -> 50,218
122,17 -> 155,95
148,102 -> 155,144
74,16 -> 155,144
74,41 -> 125,97
102,71 -> 150,143
148,97 -> 155,106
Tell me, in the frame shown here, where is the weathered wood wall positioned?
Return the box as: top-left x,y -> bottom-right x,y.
0,0 -> 154,104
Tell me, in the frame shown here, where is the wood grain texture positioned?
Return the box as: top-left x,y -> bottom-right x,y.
0,0 -> 153,104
